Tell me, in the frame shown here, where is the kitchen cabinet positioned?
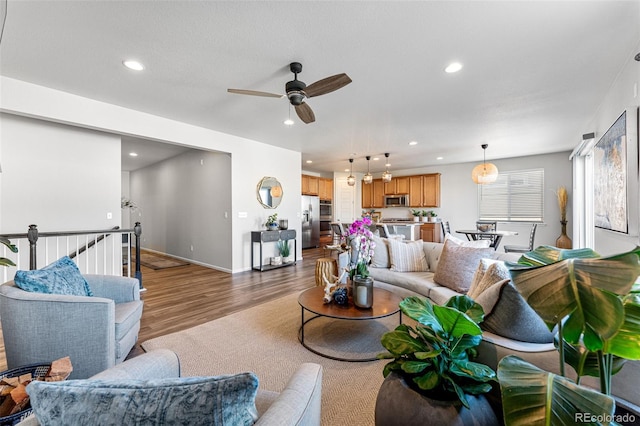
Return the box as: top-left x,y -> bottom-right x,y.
408,176 -> 423,207
421,173 -> 441,207
384,177 -> 410,195
420,223 -> 442,243
318,178 -> 333,200
362,179 -> 384,208
301,175 -> 319,196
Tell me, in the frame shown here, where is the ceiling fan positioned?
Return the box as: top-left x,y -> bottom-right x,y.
228,62 -> 352,124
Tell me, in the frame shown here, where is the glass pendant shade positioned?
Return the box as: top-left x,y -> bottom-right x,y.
471,144 -> 498,184
381,153 -> 392,182
270,185 -> 283,198
363,156 -> 373,184
347,158 -> 356,186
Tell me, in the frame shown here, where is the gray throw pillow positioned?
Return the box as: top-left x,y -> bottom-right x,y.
432,240 -> 494,293
370,235 -> 390,268
27,373 -> 259,426
476,281 -> 555,344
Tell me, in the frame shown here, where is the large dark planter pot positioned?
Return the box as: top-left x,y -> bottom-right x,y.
375,372 -> 499,426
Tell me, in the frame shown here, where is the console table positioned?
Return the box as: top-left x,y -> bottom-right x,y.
251,229 -> 297,271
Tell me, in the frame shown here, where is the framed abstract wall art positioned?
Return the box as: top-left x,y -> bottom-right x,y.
594,111 -> 627,233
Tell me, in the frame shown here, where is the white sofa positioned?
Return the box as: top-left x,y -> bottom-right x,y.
367,238 -> 640,413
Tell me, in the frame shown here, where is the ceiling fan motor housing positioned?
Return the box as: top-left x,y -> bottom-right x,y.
286,79 -> 307,105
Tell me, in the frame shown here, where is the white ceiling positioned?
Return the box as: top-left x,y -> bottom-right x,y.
1,1 -> 638,174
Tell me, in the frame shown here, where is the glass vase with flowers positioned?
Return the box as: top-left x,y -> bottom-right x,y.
348,217 -> 376,308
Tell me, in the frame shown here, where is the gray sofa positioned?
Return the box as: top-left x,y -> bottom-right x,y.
0,275 -> 143,379
367,238 -> 640,413
19,349 -> 323,426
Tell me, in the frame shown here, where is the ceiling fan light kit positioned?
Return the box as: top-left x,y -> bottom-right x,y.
471,144 -> 499,184
228,61 -> 351,124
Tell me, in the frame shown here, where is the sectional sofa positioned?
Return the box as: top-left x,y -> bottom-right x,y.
366,236 -> 640,414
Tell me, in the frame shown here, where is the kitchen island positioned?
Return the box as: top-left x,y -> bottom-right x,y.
379,220 -> 442,243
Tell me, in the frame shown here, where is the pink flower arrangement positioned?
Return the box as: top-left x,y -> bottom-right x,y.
348,216 -> 376,278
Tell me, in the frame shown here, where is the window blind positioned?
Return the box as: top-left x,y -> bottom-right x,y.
478,169 -> 544,222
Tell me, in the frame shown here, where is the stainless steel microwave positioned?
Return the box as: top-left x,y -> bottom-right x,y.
384,194 -> 409,207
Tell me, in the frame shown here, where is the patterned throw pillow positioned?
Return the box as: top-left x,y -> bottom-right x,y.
432,240 -> 494,293
388,239 -> 428,272
467,261 -> 510,300
14,256 -> 92,296
27,373 -> 259,426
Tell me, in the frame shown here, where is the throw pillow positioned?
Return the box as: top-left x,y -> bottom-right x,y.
27,373 -> 259,426
444,233 -> 491,248
14,256 -> 92,296
467,261 -> 510,300
476,281 -> 554,343
388,239 -> 428,272
370,235 -> 390,268
432,240 -> 494,293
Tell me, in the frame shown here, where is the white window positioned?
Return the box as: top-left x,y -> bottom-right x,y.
478,169 -> 544,222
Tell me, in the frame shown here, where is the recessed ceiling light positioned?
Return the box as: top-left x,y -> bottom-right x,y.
385,163 -> 391,167
129,152 -> 138,157
445,62 -> 463,73
123,60 -> 145,71
344,168 -> 350,172
306,160 -> 313,164
409,141 -> 418,146
284,118 -> 294,126
437,157 -> 443,160
373,157 -> 380,161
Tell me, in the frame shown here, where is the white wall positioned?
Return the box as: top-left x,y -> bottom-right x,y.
584,42 -> 640,256
0,113 -> 121,232
129,149 -> 233,271
0,77 -> 302,273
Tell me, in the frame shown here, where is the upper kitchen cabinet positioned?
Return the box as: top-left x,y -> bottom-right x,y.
421,173 -> 441,207
318,178 -> 333,200
383,177 -> 410,195
362,179 -> 384,208
301,174 -> 319,196
408,176 -> 423,207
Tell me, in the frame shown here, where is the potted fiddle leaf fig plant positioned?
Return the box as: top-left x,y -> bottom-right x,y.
1,237 -> 18,267
375,295 -> 498,425
499,245 -> 640,424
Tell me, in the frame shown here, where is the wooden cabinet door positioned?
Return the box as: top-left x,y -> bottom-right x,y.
320,178 -> 333,200
420,223 -> 442,243
395,177 -> 410,194
408,176 -> 422,207
301,175 -> 309,194
383,179 -> 396,195
422,174 -> 441,207
362,181 -> 373,208
372,179 -> 384,208
308,176 -> 319,195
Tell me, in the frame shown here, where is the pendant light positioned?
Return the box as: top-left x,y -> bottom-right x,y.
363,156 -> 373,184
347,158 -> 356,187
381,152 -> 392,183
471,144 -> 498,184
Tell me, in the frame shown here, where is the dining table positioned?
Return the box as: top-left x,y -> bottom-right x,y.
455,229 -> 518,250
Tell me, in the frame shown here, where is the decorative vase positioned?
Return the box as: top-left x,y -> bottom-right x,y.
421,216 -> 428,223
375,372 -> 498,426
267,223 -> 279,231
353,276 -> 373,308
556,220 -> 572,249
413,216 -> 420,222
278,219 -> 288,230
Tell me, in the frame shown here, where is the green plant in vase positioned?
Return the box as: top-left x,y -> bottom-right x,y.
276,239 -> 290,260
265,213 -> 278,230
1,237 -> 18,267
498,245 -> 640,424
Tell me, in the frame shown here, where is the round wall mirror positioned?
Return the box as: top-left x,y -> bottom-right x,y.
257,176 -> 283,209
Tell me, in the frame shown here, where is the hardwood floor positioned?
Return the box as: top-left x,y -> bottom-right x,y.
0,247 -> 330,370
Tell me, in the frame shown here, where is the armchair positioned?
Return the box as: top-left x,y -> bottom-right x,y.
0,274 -> 143,379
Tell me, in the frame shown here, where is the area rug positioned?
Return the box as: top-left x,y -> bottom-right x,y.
141,291 -> 401,426
138,252 -> 189,270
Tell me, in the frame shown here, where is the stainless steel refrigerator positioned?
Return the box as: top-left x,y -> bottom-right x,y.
301,195 -> 320,248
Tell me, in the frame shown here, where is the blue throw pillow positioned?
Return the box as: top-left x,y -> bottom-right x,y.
27,373 -> 259,426
14,256 -> 93,296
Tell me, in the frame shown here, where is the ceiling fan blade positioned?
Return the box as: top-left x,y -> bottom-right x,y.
295,102 -> 316,124
305,73 -> 352,98
227,89 -> 284,98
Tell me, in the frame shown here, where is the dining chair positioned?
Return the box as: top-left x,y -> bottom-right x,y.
330,222 -> 348,244
441,221 -> 451,236
504,223 -> 538,253
476,220 -> 498,246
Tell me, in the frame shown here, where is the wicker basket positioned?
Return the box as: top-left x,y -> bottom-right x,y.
0,364 -> 51,426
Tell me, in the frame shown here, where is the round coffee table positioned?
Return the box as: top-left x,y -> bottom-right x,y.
298,286 -> 402,362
